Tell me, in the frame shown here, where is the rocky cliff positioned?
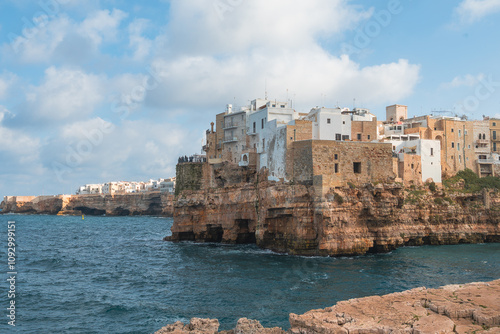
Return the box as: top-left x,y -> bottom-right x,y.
155,279 -> 500,333
167,166 -> 500,256
0,192 -> 174,216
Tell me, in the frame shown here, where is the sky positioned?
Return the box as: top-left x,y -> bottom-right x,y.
1,0 -> 500,198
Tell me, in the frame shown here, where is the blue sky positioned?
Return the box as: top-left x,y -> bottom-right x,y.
1,0 -> 500,198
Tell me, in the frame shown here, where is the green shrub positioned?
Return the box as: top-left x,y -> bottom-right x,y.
428,182 -> 437,192
334,192 -> 344,205
444,169 -> 500,192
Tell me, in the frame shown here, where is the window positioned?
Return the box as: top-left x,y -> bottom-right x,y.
479,134 -> 482,140
342,135 -> 350,141
335,133 -> 341,141
334,154 -> 338,160
494,122 -> 497,127
494,143 -> 497,151
334,163 -> 339,173
430,148 -> 434,156
451,128 -> 454,133
272,104 -> 276,107
353,162 -> 361,174
367,135 -> 371,140
262,138 -> 265,149
281,105 -> 285,108
357,134 -> 362,140
459,155 -> 462,163
411,163 -> 414,169
494,131 -> 497,140
343,121 -> 345,125
457,143 -> 460,150
253,122 -> 256,133
451,142 -> 454,148
458,129 -> 461,137
327,118 -> 331,124
483,133 -> 486,140
261,118 -> 264,129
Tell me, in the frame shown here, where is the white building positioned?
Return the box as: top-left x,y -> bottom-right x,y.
306,107 -> 351,141
388,136 -> 442,184
160,177 -> 176,194
76,184 -> 102,195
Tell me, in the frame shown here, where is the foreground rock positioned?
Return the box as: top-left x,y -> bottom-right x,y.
155,279 -> 500,333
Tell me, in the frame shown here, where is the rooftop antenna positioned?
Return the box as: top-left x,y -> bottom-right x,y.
265,78 -> 268,100
353,98 -> 356,110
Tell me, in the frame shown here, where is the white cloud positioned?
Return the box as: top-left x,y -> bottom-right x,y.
454,0 -> 500,24
441,73 -> 485,89
0,72 -> 18,100
128,19 -> 152,61
77,9 -> 128,46
0,106 -> 41,166
148,49 -> 420,111
143,0 -> 419,111
166,0 -> 372,54
26,67 -> 105,121
5,9 -> 127,64
44,118 -> 191,183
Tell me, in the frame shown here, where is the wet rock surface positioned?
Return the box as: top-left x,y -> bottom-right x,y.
155,280 -> 500,333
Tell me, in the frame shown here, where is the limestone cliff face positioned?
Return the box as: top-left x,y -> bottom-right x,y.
167,179 -> 500,256
0,196 -> 66,214
0,192 -> 174,216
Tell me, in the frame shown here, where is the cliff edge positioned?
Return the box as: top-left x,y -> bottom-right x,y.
166,163 -> 500,256
155,279 -> 500,333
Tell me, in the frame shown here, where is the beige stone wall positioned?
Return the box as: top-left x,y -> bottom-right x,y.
351,119 -> 378,142
398,154 -> 422,186
292,140 -> 394,190
285,120 -> 313,180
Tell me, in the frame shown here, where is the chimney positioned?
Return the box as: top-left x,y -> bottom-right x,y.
210,122 -> 214,133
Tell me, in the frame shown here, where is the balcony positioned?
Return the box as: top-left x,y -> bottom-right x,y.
223,137 -> 238,143
476,139 -> 489,145
223,122 -> 238,129
478,158 -> 495,164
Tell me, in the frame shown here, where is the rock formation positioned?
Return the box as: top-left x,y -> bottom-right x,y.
155,279 -> 500,333
0,192 -> 174,216
167,171 -> 500,256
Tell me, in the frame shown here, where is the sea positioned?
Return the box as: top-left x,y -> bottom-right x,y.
0,214 -> 498,333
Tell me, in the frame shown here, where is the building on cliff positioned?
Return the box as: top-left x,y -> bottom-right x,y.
200,98 -> 500,191
76,177 -> 176,195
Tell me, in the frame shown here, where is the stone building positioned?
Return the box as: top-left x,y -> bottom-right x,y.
388,136 -> 442,185
292,140 -> 394,194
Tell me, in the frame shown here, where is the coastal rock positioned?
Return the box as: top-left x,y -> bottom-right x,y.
155,280 -> 500,333
155,318 -> 219,334
167,180 -> 500,256
0,192 -> 174,216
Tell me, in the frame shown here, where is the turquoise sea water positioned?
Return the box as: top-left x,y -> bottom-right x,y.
0,214 -> 499,333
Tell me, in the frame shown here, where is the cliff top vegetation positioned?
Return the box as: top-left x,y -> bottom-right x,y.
444,169 -> 500,193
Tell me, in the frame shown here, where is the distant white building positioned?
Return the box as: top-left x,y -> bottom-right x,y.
76,184 -> 102,195
388,135 -> 442,184
306,107 -> 351,141
160,177 -> 176,194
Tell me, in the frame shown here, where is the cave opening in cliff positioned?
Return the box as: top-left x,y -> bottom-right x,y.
235,219 -> 256,244
205,225 -> 224,243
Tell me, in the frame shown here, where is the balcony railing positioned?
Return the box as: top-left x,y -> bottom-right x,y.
223,137 -> 238,143
223,122 -> 239,129
478,159 -> 495,164
476,139 -> 489,145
